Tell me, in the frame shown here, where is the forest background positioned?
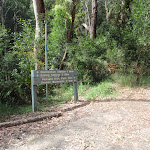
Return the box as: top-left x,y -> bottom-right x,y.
0,0 -> 150,115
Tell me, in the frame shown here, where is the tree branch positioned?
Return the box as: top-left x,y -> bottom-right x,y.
82,23 -> 90,31
85,2 -> 91,27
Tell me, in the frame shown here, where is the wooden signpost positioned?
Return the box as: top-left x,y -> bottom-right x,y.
31,70 -> 78,112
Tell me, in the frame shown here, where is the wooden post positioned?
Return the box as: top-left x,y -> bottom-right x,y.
45,22 -> 48,104
31,70 -> 37,112
32,85 -> 37,112
73,81 -> 78,101
73,70 -> 78,101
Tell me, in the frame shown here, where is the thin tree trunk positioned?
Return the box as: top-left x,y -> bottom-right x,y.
105,0 -> 109,22
105,0 -> 113,22
90,0 -> 97,39
1,0 -> 5,29
67,0 -> 77,43
120,0 -> 132,27
59,0 -> 77,70
13,12 -> 19,32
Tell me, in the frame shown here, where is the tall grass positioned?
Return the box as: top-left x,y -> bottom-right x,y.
110,72 -> 150,87
83,82 -> 116,100
0,102 -> 32,122
139,75 -> 150,86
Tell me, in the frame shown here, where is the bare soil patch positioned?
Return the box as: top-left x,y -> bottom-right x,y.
0,85 -> 150,150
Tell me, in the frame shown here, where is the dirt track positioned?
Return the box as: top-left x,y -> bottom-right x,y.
0,85 -> 150,150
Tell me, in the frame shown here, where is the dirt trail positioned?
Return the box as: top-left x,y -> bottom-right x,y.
0,85 -> 150,150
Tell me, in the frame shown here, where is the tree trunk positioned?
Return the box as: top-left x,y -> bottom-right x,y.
105,0 -> 113,22
0,112 -> 61,128
33,0 -> 45,70
59,0 -> 77,69
90,0 -> 97,39
105,0 -> 109,21
0,0 -> 5,29
13,12 -> 18,32
67,0 -> 77,43
82,0 -> 97,40
120,0 -> 132,27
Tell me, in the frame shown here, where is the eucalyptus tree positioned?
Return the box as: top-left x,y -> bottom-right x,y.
32,0 -> 45,70
104,0 -> 113,22
82,0 -> 98,39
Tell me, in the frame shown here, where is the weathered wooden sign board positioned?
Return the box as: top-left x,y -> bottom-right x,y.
31,70 -> 78,112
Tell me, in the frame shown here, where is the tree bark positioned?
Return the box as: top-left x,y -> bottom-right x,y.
13,10 -> 20,32
82,0 -> 97,39
0,0 -> 5,28
105,0 -> 113,22
90,0 -> 97,39
67,0 -> 77,43
33,0 -> 45,70
0,112 -> 61,128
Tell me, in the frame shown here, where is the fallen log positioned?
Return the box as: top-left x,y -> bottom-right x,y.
0,112 -> 62,128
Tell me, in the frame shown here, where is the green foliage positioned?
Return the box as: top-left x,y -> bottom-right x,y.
0,20 -> 35,104
0,25 -> 16,104
66,37 -> 109,83
99,0 -> 150,83
0,51 -> 19,104
12,20 -> 36,103
110,72 -> 150,87
47,5 -> 71,68
110,72 -> 137,87
85,82 -> 116,100
46,84 -> 74,106
139,75 -> 150,87
0,101 -> 33,122
131,0 -> 150,67
0,25 -> 9,56
0,0 -> 33,32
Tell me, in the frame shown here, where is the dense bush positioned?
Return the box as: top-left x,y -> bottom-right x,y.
0,21 -> 35,104
66,38 -> 109,83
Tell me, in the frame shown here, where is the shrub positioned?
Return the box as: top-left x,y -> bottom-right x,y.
0,20 -> 36,104
66,38 -> 109,83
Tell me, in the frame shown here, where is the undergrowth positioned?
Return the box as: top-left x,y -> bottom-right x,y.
78,81 -> 116,101
0,103 -> 32,122
1,73 -> 149,122
0,80 -> 116,122
110,72 -> 150,87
